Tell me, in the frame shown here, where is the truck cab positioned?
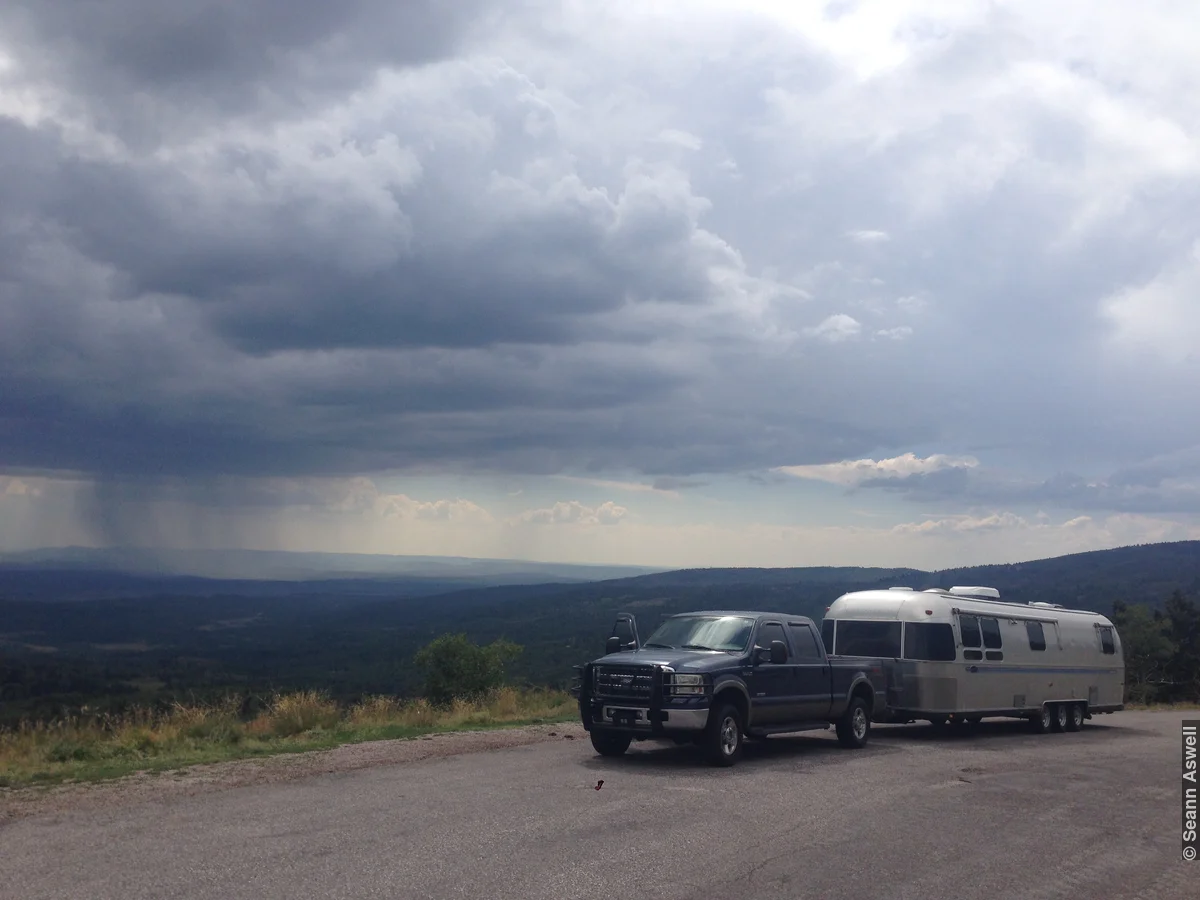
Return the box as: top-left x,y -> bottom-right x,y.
575,610 -> 886,766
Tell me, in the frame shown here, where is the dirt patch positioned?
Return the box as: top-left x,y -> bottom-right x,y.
0,722 -> 588,825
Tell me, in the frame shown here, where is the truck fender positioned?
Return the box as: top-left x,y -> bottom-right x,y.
709,676 -> 751,725
844,674 -> 877,712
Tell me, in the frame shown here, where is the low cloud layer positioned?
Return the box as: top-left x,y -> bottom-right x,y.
2,1 -> 1200,561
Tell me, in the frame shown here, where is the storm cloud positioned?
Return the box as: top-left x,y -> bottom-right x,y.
2,0 -> 1200,530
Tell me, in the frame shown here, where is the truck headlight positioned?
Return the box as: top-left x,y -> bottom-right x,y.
668,673 -> 707,696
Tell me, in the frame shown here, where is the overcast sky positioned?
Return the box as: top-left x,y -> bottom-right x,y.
2,0 -> 1199,570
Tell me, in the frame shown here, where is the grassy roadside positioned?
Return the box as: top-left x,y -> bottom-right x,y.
0,687 -> 577,788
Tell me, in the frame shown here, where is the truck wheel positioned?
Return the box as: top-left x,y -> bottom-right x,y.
836,696 -> 871,749
703,703 -> 744,767
590,730 -> 632,757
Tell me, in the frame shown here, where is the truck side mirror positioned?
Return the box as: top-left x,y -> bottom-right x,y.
606,636 -> 622,654
769,641 -> 787,665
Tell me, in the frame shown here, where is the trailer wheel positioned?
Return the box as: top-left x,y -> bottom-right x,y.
1065,703 -> 1084,732
836,696 -> 871,749
1051,703 -> 1068,732
1030,705 -> 1053,734
590,730 -> 632,757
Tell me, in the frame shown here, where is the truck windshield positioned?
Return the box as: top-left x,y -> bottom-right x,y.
644,616 -> 754,652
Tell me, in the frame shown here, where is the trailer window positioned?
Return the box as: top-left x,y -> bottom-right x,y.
1026,621 -> 1047,652
904,622 -> 956,661
788,624 -> 823,661
835,621 -> 901,658
959,615 -> 982,648
980,617 -> 1002,649
821,619 -> 835,653
1099,626 -> 1115,654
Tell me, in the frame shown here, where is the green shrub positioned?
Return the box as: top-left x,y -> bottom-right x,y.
413,634 -> 523,706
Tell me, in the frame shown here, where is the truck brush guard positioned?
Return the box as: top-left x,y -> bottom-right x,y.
579,663 -> 712,733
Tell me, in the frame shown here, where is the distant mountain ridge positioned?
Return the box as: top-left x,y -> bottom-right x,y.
0,545 -> 666,592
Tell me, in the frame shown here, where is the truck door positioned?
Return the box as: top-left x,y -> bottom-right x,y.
788,622 -> 833,719
743,620 -> 796,726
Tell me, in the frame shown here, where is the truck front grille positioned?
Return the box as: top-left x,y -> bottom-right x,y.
594,665 -> 655,700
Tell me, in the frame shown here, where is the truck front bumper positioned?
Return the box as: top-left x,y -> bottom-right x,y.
582,698 -> 710,734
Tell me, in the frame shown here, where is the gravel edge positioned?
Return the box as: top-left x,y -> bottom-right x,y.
0,721 -> 589,825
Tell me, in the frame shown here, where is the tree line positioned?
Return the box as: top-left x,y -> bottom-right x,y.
1112,590 -> 1200,704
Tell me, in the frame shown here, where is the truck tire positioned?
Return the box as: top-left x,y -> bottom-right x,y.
703,703 -> 744,767
590,730 -> 632,757
836,696 -> 871,748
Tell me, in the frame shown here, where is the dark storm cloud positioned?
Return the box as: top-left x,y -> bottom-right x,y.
3,0 -> 1200,522
2,0 -> 497,133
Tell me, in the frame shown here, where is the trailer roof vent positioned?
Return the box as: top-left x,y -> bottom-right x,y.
888,586 -> 914,591
948,586 -> 1000,600
1029,601 -> 1065,609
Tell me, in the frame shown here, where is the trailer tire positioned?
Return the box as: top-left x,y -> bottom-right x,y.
1065,703 -> 1084,732
703,703 -> 744,767
1031,704 -> 1053,734
1051,703 -> 1068,732
836,696 -> 871,749
590,730 -> 632,757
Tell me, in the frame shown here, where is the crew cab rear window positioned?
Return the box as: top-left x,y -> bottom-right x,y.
788,623 -> 823,660
903,622 -> 956,661
835,621 -> 901,658
821,619 -> 834,652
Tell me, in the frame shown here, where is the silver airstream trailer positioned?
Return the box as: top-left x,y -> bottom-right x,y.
821,585 -> 1124,733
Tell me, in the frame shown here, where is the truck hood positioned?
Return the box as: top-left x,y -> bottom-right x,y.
591,648 -> 741,672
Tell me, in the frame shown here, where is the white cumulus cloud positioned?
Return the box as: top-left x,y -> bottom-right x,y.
775,452 -> 980,487
803,314 -> 862,343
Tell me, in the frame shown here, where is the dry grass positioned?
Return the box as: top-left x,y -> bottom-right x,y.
0,687 -> 575,787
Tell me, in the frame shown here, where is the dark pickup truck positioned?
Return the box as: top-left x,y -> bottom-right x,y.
576,610 -> 887,766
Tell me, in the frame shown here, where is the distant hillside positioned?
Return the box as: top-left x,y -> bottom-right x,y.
930,541 -> 1200,608
0,546 -> 664,586
2,540 -> 1199,725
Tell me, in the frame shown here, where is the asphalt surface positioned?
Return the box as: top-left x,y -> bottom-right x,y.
1,711 -> 1196,900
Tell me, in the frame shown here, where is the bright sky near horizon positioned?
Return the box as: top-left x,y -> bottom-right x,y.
2,1 -> 1199,569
